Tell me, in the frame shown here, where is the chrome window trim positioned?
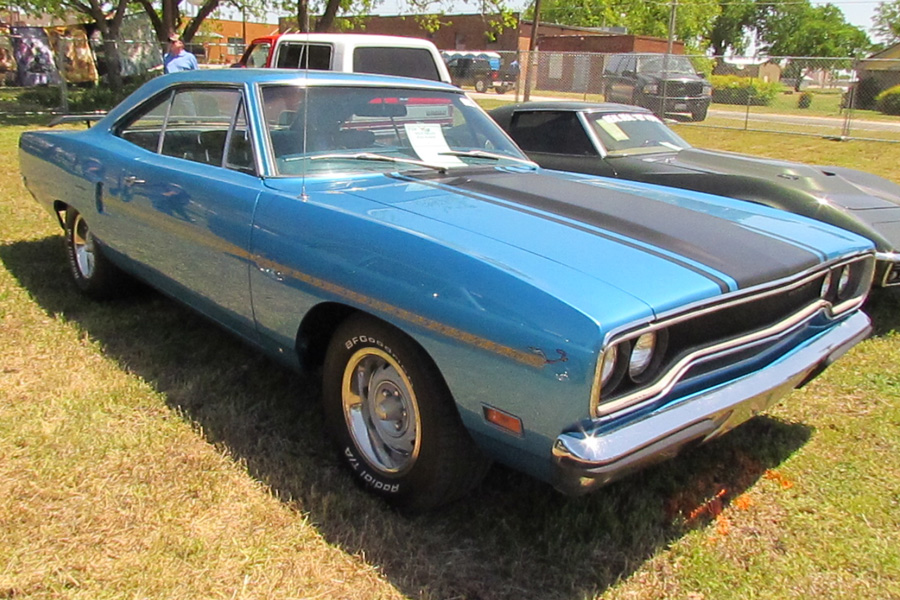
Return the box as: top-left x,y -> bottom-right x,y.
575,110 -> 608,158
589,251 -> 874,419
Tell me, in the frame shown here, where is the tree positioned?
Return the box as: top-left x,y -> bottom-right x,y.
757,1 -> 871,89
535,0 -> 721,52
708,0 -> 760,56
874,0 -> 900,44
135,0 -> 264,43
757,1 -> 870,57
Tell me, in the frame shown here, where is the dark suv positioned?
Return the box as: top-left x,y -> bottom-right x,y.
603,53 -> 712,121
446,57 -> 513,94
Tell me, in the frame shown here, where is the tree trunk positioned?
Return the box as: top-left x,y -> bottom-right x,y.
316,0 -> 341,32
103,37 -> 124,92
183,0 -> 223,42
297,0 -> 310,32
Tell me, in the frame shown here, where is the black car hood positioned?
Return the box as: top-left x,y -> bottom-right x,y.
636,148 -> 900,212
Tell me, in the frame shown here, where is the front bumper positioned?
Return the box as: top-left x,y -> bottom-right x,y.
642,95 -> 710,115
552,310 -> 870,496
875,251 -> 900,287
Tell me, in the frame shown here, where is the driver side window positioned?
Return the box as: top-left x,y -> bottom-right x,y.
117,87 -> 257,172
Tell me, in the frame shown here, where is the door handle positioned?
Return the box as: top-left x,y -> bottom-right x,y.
123,175 -> 145,186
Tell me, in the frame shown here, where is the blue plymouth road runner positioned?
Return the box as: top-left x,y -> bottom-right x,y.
20,70 -> 876,510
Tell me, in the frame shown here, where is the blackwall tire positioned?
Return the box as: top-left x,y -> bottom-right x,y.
322,314 -> 490,511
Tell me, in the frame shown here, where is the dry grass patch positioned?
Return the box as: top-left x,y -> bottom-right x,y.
2,119 -> 899,600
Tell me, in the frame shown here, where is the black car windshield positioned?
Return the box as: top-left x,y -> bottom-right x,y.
636,55 -> 696,75
586,112 -> 691,156
262,85 -> 529,176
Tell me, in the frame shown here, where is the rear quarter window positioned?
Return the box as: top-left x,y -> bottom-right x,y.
353,47 -> 441,81
276,43 -> 332,69
509,111 -> 596,155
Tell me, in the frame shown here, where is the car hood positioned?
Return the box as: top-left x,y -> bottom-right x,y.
631,148 -> 900,250
264,168 -> 871,318
644,148 -> 900,211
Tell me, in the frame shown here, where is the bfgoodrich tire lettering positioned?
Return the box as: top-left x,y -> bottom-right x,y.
64,208 -> 123,299
322,314 -> 490,511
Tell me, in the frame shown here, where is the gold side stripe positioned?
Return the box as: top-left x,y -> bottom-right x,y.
255,256 -> 547,368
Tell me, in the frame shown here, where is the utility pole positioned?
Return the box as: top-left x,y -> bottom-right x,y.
524,0 -> 542,102
661,0 -> 677,114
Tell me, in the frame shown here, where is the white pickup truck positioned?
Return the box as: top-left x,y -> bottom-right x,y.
235,33 -> 452,84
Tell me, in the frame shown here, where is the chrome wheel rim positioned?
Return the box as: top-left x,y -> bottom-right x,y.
342,348 -> 421,474
72,214 -> 96,279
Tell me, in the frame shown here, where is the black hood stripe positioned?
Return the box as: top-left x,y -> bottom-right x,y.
407,171 -> 821,290
391,172 -> 732,292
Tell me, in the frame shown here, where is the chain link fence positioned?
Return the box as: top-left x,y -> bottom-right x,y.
2,35 -> 899,144
470,51 -> 900,143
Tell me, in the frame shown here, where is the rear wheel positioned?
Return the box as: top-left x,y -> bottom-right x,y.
64,208 -> 123,299
322,314 -> 490,511
495,85 -> 510,94
474,78 -> 488,93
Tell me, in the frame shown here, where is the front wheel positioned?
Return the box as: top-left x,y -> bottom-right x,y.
64,208 -> 124,299
322,314 -> 490,511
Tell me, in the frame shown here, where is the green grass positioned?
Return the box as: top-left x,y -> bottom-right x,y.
2,119 -> 900,599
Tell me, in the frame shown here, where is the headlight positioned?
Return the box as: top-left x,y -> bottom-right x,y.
643,83 -> 659,95
820,256 -> 875,311
628,332 -> 656,379
837,266 -> 852,298
599,345 -> 619,388
820,270 -> 833,297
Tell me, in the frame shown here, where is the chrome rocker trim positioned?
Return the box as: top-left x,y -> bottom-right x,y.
552,310 -> 871,496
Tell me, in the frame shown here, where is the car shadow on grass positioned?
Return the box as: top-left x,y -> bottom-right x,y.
1,236 -> 815,600
864,288 -> 900,337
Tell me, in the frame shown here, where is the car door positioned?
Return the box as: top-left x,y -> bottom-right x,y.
606,55 -> 637,104
506,110 -> 615,177
105,86 -> 263,340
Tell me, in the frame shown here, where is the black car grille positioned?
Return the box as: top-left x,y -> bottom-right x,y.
664,81 -> 704,97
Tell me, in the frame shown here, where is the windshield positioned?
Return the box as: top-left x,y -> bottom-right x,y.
636,55 -> 697,75
586,112 -> 691,156
261,85 -> 528,176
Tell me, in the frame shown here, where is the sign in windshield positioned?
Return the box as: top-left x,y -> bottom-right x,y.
588,112 -> 691,155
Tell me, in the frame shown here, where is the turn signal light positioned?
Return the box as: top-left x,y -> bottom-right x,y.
483,406 -> 523,436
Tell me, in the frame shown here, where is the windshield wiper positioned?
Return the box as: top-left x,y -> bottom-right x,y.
302,152 -> 448,173
439,150 -> 537,167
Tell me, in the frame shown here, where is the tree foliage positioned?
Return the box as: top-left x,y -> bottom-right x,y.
708,0 -> 758,55
756,1 -> 871,57
535,0 -> 720,51
874,0 -> 900,44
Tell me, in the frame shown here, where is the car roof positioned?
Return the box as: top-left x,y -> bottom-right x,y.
153,68 -> 459,90
101,70 -> 462,125
491,101 -> 654,116
271,33 -> 440,49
